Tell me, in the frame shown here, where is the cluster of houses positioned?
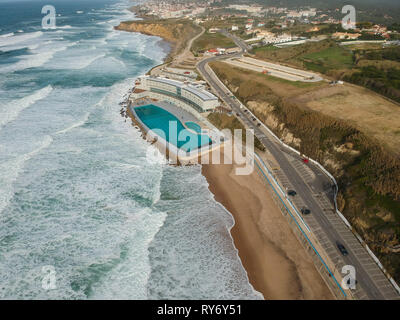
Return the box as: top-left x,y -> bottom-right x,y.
332,24 -> 392,40
240,29 -> 294,45
137,1 -> 398,45
135,0 -> 215,19
360,24 -> 391,39
205,47 -> 241,56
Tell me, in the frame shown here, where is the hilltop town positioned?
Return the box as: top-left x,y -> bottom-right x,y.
133,0 -> 400,46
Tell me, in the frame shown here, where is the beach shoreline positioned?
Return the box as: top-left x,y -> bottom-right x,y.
118,12 -> 333,300
201,157 -> 334,300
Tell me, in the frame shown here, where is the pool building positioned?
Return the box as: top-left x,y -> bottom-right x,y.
128,76 -> 226,162
130,76 -> 220,113
134,104 -> 212,153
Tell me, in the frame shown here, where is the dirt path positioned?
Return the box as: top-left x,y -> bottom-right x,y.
151,25 -> 205,75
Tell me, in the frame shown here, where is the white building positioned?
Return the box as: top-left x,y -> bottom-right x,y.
231,25 -> 239,31
228,4 -> 263,13
262,33 -> 292,44
131,76 -> 220,113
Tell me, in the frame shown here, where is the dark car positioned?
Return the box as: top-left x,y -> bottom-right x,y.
301,208 -> 311,215
287,190 -> 297,196
337,242 -> 349,256
346,278 -> 358,286
257,123 -> 261,127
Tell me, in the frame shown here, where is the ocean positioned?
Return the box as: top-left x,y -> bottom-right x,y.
0,0 -> 262,299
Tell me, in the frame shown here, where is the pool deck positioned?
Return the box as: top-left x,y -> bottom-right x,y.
133,99 -> 211,131
128,99 -> 227,163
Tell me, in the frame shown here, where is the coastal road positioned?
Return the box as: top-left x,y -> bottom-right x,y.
220,29 -> 251,52
173,25 -> 205,67
197,31 -> 400,300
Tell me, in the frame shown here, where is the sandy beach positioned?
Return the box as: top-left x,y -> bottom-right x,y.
202,157 -> 334,300
121,15 -> 334,299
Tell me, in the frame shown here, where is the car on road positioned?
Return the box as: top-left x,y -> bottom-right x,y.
287,190 -> 297,196
337,242 -> 349,256
346,278 -> 358,287
257,123 -> 261,127
252,117 -> 256,121
301,208 -> 311,215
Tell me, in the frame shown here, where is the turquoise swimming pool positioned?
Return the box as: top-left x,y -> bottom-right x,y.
185,121 -> 202,134
134,104 -> 212,152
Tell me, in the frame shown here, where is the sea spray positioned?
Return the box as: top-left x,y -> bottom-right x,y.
0,0 -> 261,299
0,86 -> 53,129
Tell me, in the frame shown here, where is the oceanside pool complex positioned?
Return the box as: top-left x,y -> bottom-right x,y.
130,76 -> 220,113
134,104 -> 212,152
128,76 -> 226,161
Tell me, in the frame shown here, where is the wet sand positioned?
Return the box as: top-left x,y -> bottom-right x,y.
202,160 -> 334,300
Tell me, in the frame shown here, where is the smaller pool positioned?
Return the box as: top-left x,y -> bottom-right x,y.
185,121 -> 202,134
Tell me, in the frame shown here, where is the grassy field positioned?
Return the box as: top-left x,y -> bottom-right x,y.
192,31 -> 235,54
216,60 -> 400,154
209,60 -> 400,281
251,45 -> 279,54
252,40 -> 400,102
217,60 -> 327,100
301,46 -> 354,73
295,84 -> 400,154
252,40 -> 354,75
346,43 -> 386,50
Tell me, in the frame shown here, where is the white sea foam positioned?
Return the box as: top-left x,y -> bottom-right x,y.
48,50 -> 106,70
74,53 -> 106,69
27,44 -> 39,50
0,0 -> 261,300
146,167 -> 263,300
0,51 -> 58,73
0,86 -> 53,129
56,112 -> 90,134
0,31 -> 42,48
0,32 -> 14,38
110,57 -> 126,67
57,25 -> 73,29
0,135 -> 53,215
89,206 -> 167,299
0,43 -> 70,73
